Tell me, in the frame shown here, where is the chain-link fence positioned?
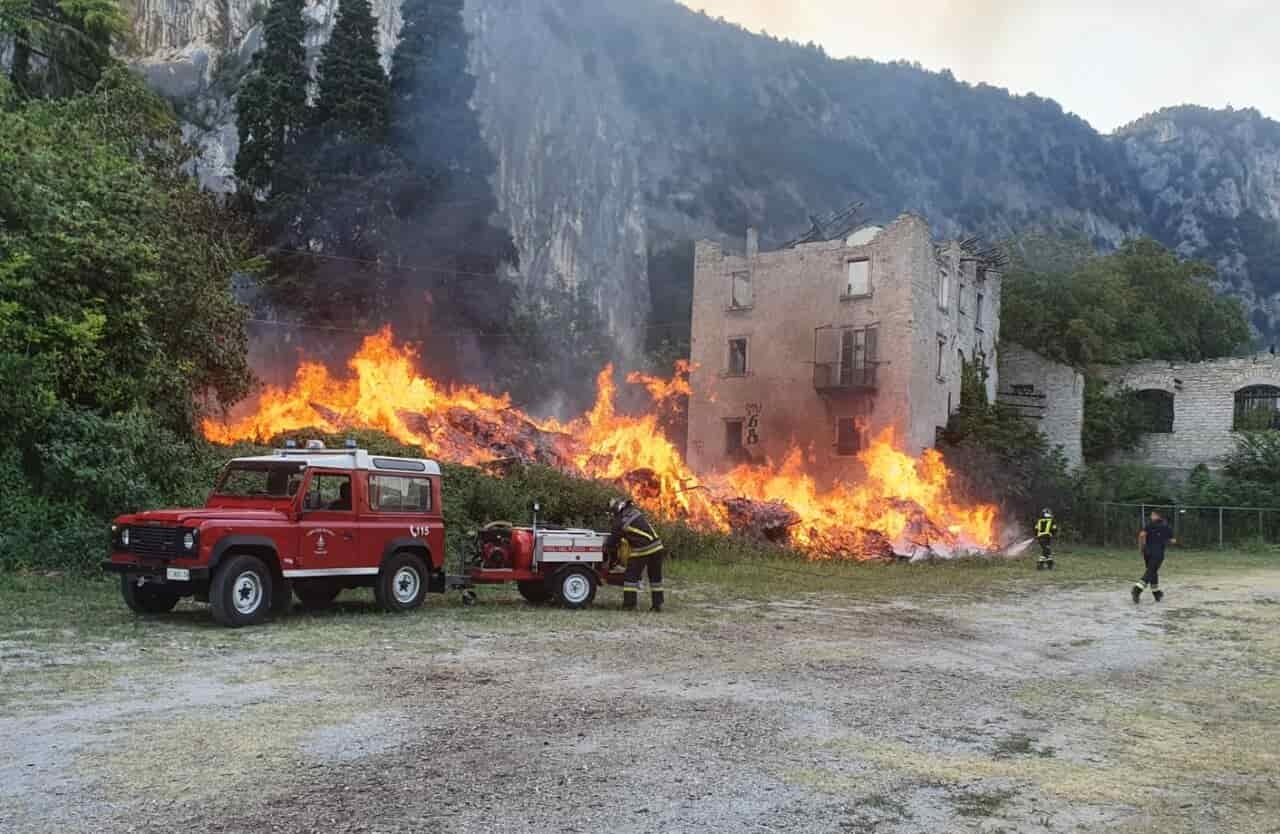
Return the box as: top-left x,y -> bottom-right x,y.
1077,502 -> 1280,549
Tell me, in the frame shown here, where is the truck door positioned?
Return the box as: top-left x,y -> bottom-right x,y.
297,469 -> 361,573
364,472 -> 442,570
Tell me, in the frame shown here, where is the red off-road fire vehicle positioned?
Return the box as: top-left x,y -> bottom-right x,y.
104,443 -> 447,627
105,442 -> 626,626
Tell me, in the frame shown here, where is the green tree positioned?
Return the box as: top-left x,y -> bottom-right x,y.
1002,238 -> 1250,367
312,0 -> 389,138
0,0 -> 125,98
0,69 -> 260,570
234,0 -> 308,195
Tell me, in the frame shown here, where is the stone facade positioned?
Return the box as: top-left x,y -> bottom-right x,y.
996,345 -> 1085,469
686,214 -> 1000,485
1103,354 -> 1280,476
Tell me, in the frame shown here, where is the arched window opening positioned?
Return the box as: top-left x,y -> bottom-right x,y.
1135,389 -> 1174,433
1233,385 -> 1280,431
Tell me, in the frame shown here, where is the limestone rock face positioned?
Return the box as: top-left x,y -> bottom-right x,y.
125,0 -> 1280,348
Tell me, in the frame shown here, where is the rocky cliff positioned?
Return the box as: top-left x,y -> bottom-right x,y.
126,0 -> 1280,347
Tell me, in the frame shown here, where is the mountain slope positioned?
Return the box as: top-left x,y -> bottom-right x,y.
126,0 -> 1280,347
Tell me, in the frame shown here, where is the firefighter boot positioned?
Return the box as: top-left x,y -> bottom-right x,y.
650,590 -> 664,612
1131,582 -> 1144,604
622,590 -> 638,611
1153,587 -> 1164,603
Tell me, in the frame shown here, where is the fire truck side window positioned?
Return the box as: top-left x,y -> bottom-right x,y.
306,473 -> 352,511
368,475 -> 432,513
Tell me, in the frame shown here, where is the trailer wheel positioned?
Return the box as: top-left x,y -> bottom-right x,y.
554,567 -> 597,610
376,552 -> 428,612
121,577 -> 181,615
210,554 -> 273,628
517,580 -> 553,605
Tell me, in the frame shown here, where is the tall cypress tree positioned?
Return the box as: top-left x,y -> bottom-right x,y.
313,0 -> 389,139
234,0 -> 308,195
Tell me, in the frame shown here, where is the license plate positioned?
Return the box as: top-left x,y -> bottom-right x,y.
166,568 -> 190,581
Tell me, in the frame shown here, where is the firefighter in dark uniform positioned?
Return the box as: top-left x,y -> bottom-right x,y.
1035,508 -> 1059,570
1133,509 -> 1176,603
606,497 -> 665,611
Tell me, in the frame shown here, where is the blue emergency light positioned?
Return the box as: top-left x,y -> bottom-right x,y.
345,436 -> 357,449
284,439 -> 297,449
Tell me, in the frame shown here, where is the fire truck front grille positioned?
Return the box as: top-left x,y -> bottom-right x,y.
129,526 -> 179,558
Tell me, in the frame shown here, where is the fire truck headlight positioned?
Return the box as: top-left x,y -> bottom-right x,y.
121,527 -> 130,547
183,531 -> 196,550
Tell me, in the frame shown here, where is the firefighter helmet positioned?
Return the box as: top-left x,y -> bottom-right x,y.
1041,508 -> 1053,518
609,497 -> 633,515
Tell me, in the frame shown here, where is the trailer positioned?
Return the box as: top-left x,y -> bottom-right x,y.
449,504 -> 625,608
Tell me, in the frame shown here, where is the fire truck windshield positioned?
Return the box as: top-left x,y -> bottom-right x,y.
214,462 -> 307,498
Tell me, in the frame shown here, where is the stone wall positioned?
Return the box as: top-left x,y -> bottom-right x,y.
1103,354 -> 1280,474
997,345 -> 1085,469
686,213 -> 1001,485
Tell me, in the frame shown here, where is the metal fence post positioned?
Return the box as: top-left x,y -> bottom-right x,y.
1260,510 -> 1264,542
1219,507 -> 1224,549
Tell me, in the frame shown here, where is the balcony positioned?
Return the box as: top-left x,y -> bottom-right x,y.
813,361 -> 878,394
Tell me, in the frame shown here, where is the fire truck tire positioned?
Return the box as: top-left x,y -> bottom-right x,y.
517,581 -> 553,605
210,554 -> 273,628
121,577 -> 181,615
553,567 -> 597,609
294,580 -> 342,609
376,552 -> 428,612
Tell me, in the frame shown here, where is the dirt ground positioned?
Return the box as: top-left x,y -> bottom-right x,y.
2,561 -> 1279,834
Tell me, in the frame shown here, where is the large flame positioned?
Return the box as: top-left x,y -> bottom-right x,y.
203,327 -> 997,558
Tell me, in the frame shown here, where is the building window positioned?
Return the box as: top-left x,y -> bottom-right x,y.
839,326 -> 878,386
1134,389 -> 1175,434
937,338 -> 946,379
730,271 -> 752,309
937,265 -> 950,311
727,338 -> 748,376
725,419 -> 745,455
975,292 -> 984,330
844,259 -> 870,298
958,280 -> 967,314
1234,385 -> 1280,430
836,417 -> 863,456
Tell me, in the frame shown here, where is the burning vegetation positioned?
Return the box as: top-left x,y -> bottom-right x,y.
203,328 -> 1000,560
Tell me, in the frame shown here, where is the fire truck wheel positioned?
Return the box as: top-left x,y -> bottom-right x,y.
210,554 -> 273,628
294,580 -> 342,610
517,580 -> 553,605
376,552 -> 428,612
121,577 -> 181,615
554,567 -> 597,609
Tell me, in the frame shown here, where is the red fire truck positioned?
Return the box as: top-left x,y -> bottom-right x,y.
104,442 -> 622,626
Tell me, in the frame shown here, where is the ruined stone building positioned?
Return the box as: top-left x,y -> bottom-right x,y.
686,214 -> 1001,484
995,345 -> 1086,470
1102,354 -> 1280,479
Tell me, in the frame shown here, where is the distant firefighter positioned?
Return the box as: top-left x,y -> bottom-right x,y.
1133,509 -> 1176,603
1035,508 -> 1059,570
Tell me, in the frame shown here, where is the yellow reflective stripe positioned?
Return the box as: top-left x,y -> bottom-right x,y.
624,526 -> 655,541
648,585 -> 664,592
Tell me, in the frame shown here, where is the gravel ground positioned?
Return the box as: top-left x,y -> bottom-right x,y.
3,568 -> 1279,834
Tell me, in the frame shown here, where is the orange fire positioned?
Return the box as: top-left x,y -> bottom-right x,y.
203,327 -> 998,558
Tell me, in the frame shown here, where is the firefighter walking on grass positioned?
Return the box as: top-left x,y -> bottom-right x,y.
1133,509 -> 1176,603
606,497 -> 665,611
1035,508 -> 1059,570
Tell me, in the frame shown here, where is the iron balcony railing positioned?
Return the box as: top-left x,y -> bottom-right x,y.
813,361 -> 878,392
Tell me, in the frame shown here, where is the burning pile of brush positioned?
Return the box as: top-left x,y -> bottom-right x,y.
204,328 -> 1009,560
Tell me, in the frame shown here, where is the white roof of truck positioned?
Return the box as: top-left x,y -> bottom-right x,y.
231,448 -> 442,476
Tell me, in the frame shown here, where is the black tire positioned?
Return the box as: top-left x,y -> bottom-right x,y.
210,554 -> 273,628
553,567 -> 597,610
121,576 -> 180,614
517,580 -> 553,605
294,580 -> 342,610
376,552 -> 429,612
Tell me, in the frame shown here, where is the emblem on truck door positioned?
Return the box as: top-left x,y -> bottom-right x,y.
306,528 -> 336,555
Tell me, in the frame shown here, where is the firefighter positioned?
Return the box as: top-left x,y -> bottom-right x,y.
1034,508 -> 1059,570
1133,509 -> 1176,603
606,497 -> 665,611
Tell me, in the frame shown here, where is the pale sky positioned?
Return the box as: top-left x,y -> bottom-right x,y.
679,1 -> 1278,133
